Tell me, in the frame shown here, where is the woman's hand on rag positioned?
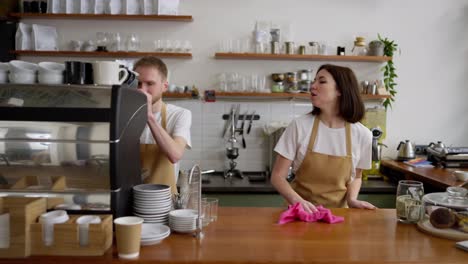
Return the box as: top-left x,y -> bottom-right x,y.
296,199 -> 318,213
347,198 -> 377,210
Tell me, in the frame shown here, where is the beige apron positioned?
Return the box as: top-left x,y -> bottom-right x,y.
291,117 -> 353,208
140,103 -> 177,194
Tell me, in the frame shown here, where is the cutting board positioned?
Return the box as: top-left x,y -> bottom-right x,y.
417,218 -> 468,241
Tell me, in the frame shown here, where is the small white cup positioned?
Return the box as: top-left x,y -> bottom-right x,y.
39,210 -> 69,246
453,170 -> 468,182
0,213 -> 10,249
76,215 -> 101,246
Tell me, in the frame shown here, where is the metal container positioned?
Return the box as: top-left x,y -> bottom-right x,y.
299,45 -> 306,55
271,41 -> 280,54
298,69 -> 312,81
298,80 -> 311,92
285,72 -> 297,83
285,42 -> 295,54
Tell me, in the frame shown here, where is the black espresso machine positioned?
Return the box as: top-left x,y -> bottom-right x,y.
0,83 -> 146,217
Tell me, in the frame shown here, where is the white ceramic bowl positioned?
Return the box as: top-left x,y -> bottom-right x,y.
38,73 -> 64,84
0,63 -> 10,83
8,72 -> 36,84
38,62 -> 65,74
9,60 -> 38,73
0,63 -> 9,72
453,170 -> 468,182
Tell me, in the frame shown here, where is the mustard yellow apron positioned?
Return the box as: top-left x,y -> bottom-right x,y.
291,117 -> 353,208
140,103 -> 177,194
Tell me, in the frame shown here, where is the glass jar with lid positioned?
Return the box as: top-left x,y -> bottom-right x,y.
351,36 -> 368,56
271,82 -> 284,93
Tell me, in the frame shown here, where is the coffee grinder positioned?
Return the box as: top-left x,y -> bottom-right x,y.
363,127 -> 387,180
223,106 -> 244,179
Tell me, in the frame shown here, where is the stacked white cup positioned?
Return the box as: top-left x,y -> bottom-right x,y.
38,210 -> 69,246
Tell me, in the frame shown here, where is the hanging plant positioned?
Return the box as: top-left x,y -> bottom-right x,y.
377,34 -> 399,109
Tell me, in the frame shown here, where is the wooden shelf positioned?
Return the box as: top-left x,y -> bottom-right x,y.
215,53 -> 392,62
163,92 -> 195,98
11,50 -> 192,58
214,91 -> 390,100
9,13 -> 193,21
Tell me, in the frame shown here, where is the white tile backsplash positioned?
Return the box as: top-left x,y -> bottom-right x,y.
169,99 -> 303,172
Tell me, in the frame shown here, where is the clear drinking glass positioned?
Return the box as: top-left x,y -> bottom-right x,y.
125,34 -> 140,52
396,180 -> 424,223
205,197 -> 218,222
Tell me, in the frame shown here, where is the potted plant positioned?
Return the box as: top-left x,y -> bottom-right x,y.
377,34 -> 399,109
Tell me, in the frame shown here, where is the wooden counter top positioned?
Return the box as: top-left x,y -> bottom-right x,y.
381,159 -> 468,190
0,207 -> 466,263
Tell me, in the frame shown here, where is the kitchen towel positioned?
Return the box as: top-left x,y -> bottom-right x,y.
278,202 -> 344,225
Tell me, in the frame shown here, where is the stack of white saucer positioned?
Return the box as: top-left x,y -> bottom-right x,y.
133,184 -> 172,224
140,223 -> 171,246
168,209 -> 198,233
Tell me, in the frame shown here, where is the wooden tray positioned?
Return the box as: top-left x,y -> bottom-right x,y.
417,218 -> 468,241
10,175 -> 67,209
30,214 -> 113,256
0,197 -> 47,258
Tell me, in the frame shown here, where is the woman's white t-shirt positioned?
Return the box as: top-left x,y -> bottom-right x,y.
274,114 -> 372,181
140,103 -> 192,181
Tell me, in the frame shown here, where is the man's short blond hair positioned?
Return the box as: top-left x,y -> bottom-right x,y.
134,56 -> 168,80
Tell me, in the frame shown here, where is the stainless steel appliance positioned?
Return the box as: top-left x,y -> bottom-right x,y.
397,140 -> 416,161
0,83 -> 146,217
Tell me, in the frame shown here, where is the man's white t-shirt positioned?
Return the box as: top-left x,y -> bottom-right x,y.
274,114 -> 372,181
140,103 -> 192,182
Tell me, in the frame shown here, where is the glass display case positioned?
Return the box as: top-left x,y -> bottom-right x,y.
0,83 -> 146,217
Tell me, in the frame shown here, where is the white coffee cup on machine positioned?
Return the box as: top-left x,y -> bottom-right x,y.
92,61 -> 129,85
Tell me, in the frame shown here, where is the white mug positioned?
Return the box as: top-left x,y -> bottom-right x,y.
92,61 -> 129,85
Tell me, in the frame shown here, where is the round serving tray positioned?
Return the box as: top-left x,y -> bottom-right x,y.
417,218 -> 468,241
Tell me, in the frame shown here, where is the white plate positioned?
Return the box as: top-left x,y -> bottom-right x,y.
133,184 -> 170,193
169,209 -> 198,218
134,200 -> 172,207
423,192 -> 468,210
141,223 -> 170,240
134,193 -> 171,200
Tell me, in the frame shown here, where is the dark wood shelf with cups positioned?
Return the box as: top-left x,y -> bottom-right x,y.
214,52 -> 392,62
11,50 -> 192,59
214,91 -> 390,101
9,13 -> 193,21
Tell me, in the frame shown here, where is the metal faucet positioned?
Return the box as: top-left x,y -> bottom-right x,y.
188,164 -> 204,239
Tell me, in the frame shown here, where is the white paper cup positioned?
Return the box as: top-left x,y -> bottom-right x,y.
39,210 -> 69,246
76,215 -> 101,246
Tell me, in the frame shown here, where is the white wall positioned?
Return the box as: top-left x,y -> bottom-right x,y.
18,0 -> 468,170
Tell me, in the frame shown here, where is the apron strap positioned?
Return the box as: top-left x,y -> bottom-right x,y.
307,116 -> 320,151
161,102 -> 167,130
345,122 -> 352,157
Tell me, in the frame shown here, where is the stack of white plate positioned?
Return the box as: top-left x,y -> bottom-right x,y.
133,184 -> 172,224
169,209 -> 198,233
140,223 -> 171,246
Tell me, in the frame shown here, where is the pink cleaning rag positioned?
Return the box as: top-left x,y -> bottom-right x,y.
278,202 -> 344,225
